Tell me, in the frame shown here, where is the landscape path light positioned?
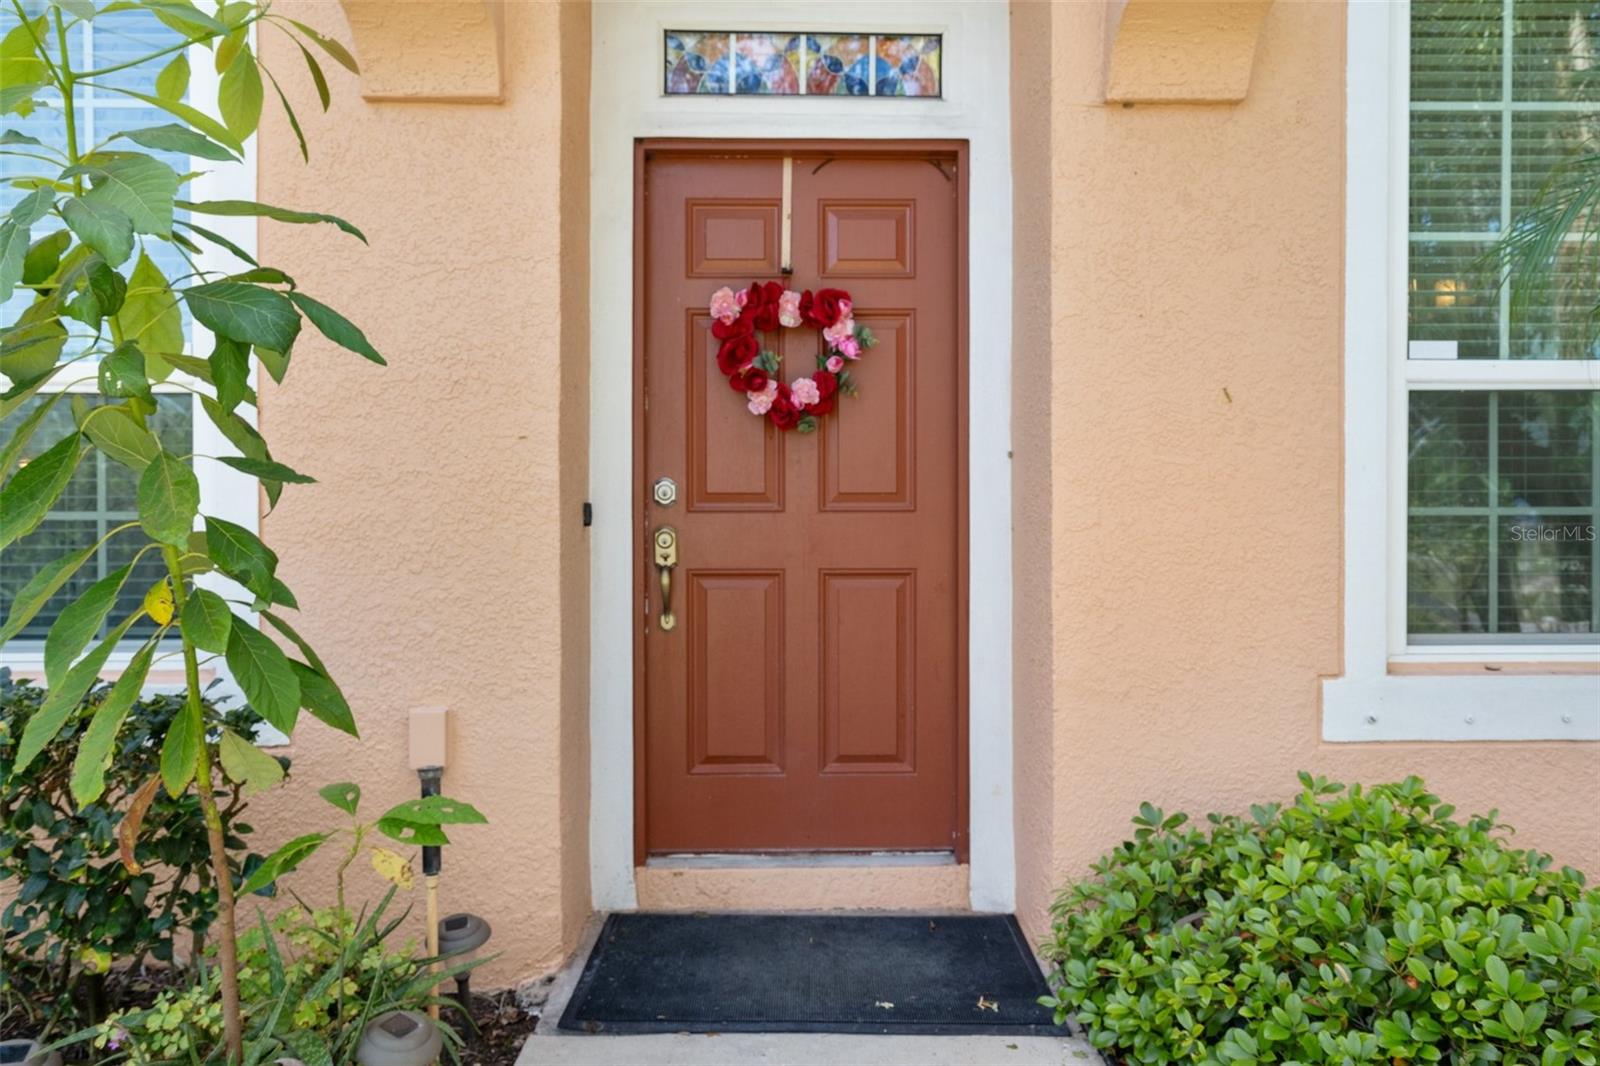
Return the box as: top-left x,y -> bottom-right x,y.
438,911 -> 492,1038
354,1010 -> 443,1066
0,1039 -> 61,1066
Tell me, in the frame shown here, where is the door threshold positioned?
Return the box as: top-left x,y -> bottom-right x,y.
645,850 -> 957,870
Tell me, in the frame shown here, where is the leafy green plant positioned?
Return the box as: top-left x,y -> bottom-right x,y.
1,2 -> 389,1059
93,888 -> 483,1065
1041,775 -> 1600,1064
1,669 -> 267,1036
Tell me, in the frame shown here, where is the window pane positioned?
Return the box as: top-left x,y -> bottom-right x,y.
1408,390 -> 1598,643
874,35 -> 941,98
0,395 -> 194,642
664,31 -> 730,95
806,34 -> 870,96
1409,242 -> 1502,359
1411,111 -> 1502,233
1411,0 -> 1504,103
1409,0 -> 1600,362
733,33 -> 801,95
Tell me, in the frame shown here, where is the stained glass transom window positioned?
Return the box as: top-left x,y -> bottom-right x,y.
664,31 -> 941,97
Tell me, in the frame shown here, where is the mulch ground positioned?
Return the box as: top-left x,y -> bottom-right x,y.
453,989 -> 542,1065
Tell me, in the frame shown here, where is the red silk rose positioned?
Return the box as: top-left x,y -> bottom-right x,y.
743,367 -> 771,394
805,288 -> 850,328
809,370 -> 840,415
768,384 -> 801,429
712,313 -> 753,341
744,281 -> 784,331
717,333 -> 759,375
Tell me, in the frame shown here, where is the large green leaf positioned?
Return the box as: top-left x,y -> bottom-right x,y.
0,542 -> 96,644
77,154 -> 179,237
43,563 -> 132,687
9,187 -> 53,226
0,433 -> 83,552
159,701 -> 199,796
218,48 -> 263,140
69,642 -> 155,805
294,38 -> 331,111
178,199 -> 366,243
0,220 -> 27,301
138,451 -> 200,546
226,622 -> 300,733
12,613 -> 139,774
83,83 -> 242,156
204,515 -> 276,595
0,387 -> 66,480
185,281 -> 300,351
62,195 -> 135,266
318,781 -> 360,815
22,229 -> 71,285
290,660 -> 358,737
0,17 -> 49,87
180,586 -> 233,653
1,305 -> 67,382
261,610 -> 325,673
287,18 -> 359,74
218,729 -> 284,795
97,341 -> 152,400
82,404 -> 160,471
114,253 -> 184,378
237,832 -> 330,896
287,293 -> 385,365
112,123 -> 238,162
208,337 -> 251,412
219,456 -> 314,484
155,52 -> 189,102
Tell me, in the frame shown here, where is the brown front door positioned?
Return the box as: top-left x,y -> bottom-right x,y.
637,143 -> 965,857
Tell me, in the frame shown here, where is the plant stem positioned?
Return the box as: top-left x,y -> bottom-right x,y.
50,7 -> 81,196
162,546 -> 244,1065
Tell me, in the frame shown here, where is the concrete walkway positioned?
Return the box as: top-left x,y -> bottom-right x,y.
511,916 -> 1104,1065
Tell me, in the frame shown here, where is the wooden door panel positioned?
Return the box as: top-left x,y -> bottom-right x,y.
820,570 -> 916,773
688,199 -> 782,277
641,146 -> 963,855
688,572 -> 785,774
821,311 -> 915,510
686,313 -> 785,510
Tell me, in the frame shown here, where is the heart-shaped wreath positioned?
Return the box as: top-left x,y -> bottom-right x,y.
709,281 -> 877,432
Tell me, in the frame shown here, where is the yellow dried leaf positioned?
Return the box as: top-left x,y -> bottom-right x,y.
370,846 -> 413,890
143,579 -> 174,625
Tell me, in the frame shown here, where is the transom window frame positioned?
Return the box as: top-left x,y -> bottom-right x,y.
0,33 -> 260,689
1329,0 -> 1600,742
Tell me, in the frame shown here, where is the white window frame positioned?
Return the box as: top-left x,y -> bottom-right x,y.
1,35 -> 260,700
1326,0 -> 1600,742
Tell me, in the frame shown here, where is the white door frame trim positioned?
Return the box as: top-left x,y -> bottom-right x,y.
588,2 -> 1015,910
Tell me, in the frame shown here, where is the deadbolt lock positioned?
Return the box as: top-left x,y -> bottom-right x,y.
652,476 -> 678,507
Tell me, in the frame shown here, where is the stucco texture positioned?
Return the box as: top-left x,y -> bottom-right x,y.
250,1 -> 589,986
1011,0 -> 1599,945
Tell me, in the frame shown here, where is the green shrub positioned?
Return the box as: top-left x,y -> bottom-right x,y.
1040,774 -> 1600,1064
0,670 -> 267,1035
95,890 -> 478,1065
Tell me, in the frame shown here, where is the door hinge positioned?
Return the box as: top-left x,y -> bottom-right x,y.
582,502 -> 593,527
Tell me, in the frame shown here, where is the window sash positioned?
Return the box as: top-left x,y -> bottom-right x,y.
1394,0 -> 1600,658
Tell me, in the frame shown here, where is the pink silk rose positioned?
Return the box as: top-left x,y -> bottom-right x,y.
747,379 -> 779,415
789,376 -> 821,407
709,286 -> 742,326
778,290 -> 803,328
826,355 -> 845,373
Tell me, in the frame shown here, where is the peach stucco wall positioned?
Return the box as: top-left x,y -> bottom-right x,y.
1010,0 -> 1600,945
250,1 -> 590,986
236,0 -> 1599,988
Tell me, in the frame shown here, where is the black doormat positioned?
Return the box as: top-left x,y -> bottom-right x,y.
558,912 -> 1066,1036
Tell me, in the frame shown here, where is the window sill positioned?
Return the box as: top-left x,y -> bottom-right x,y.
1322,672 -> 1600,742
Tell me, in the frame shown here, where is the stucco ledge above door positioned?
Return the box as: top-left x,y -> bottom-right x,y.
338,0 -> 505,103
